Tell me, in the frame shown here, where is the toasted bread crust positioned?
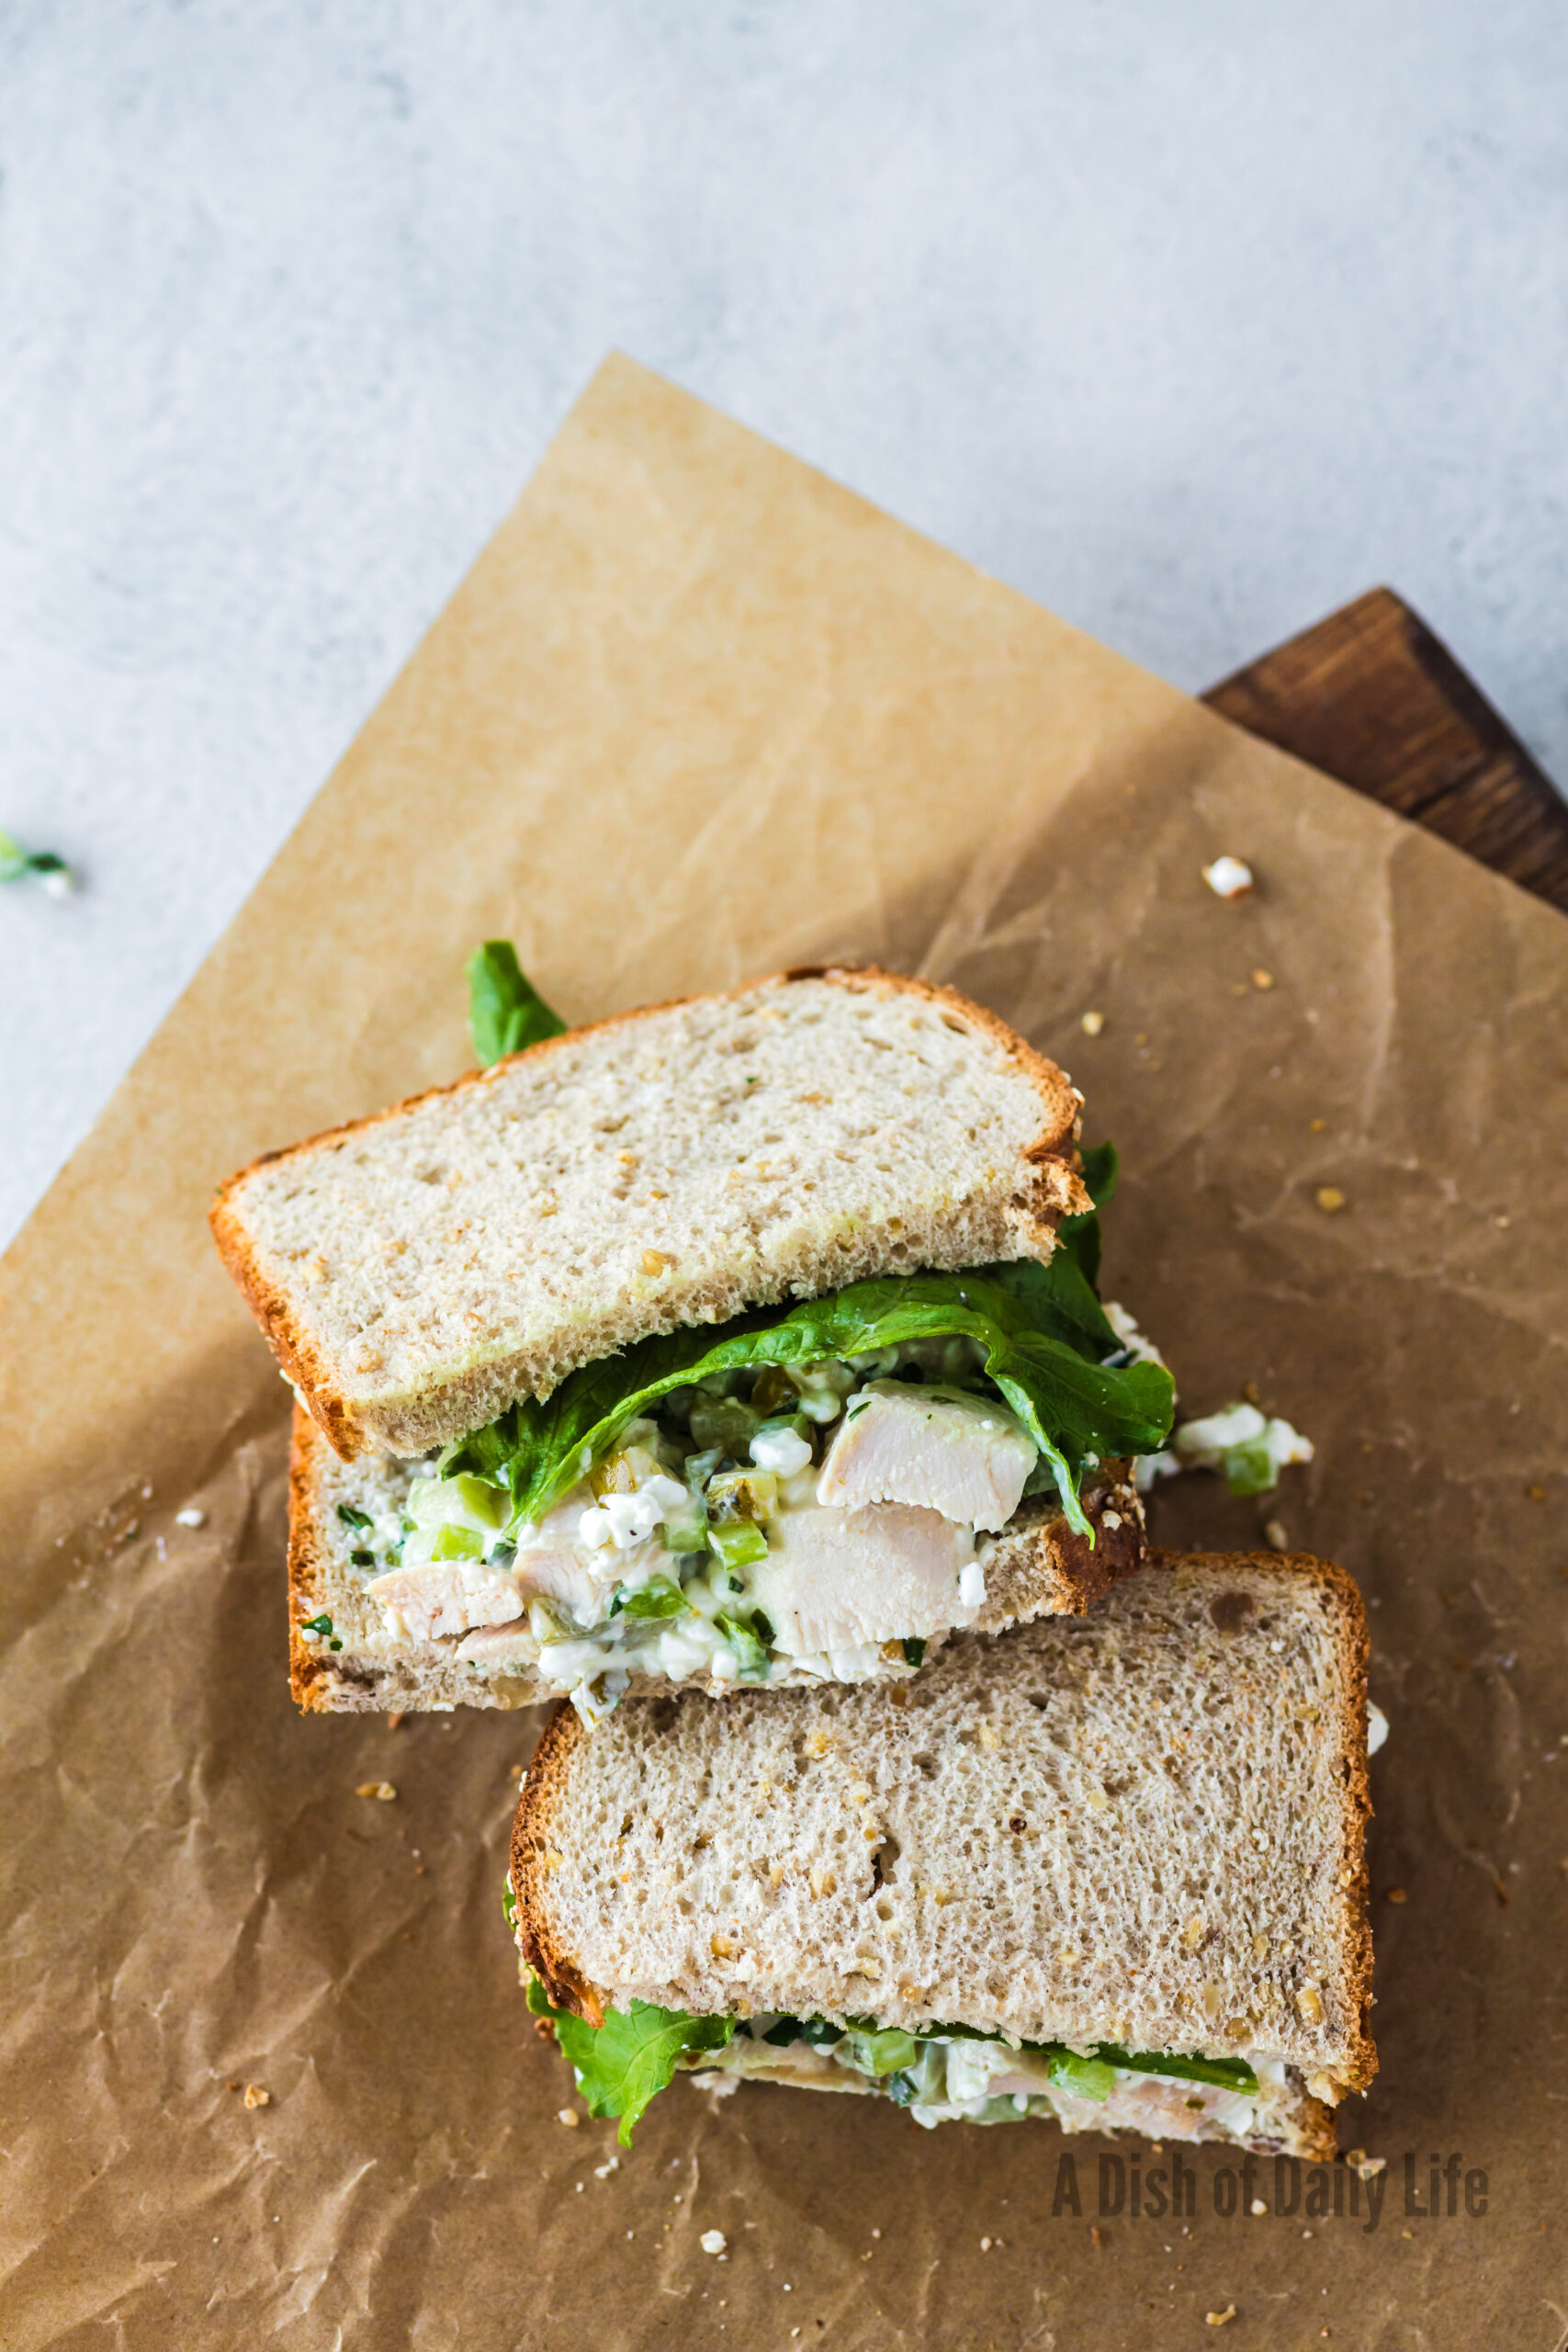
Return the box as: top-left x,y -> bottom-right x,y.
513,1702 -> 607,2024
211,966 -> 1088,1462
510,1549 -> 1375,2119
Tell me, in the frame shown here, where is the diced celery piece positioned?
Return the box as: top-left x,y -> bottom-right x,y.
1048,2050 -> 1116,2102
847,2027 -> 921,2077
616,1577 -> 689,1620
1223,1439 -> 1278,1497
432,1522 -> 485,1562
454,1474 -> 510,1527
708,1521 -> 769,1571
715,1611 -> 771,1678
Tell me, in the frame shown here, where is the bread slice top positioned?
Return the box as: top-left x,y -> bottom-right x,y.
513,1551 -> 1375,2097
211,967 -> 1086,1460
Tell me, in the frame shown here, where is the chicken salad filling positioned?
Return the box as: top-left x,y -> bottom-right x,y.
314,1328 -> 1149,1721
519,1967 -> 1291,2150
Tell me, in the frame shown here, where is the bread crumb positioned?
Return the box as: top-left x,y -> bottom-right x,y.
175,1507 -> 206,1528
1203,857 -> 1253,899
1386,1887 -> 1407,1904
1080,1010 -> 1105,1036
386,1712 -> 403,1730
700,2230 -> 727,2255
557,2108 -> 580,2128
1310,1115 -> 1327,1131
1264,1519 -> 1289,1552
243,2085 -> 270,2109
1251,967 -> 1274,990
355,1781 -> 397,1802
1314,1186 -> 1346,1214
1206,2305 -> 1237,2326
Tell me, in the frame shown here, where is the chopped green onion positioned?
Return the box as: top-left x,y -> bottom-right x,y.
901,1636 -> 927,1668
335,1503 -> 374,1532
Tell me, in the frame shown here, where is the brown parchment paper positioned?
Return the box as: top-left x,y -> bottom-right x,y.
4,355 -> 1566,2352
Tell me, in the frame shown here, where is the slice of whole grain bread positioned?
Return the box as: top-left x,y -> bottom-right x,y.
212,967 -> 1087,1461
285,1406 -> 1146,1712
512,1551 -> 1375,2137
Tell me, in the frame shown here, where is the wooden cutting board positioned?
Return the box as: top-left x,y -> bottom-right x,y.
1201,584 -> 1568,912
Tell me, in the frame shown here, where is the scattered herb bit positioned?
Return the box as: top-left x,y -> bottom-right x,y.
349,1548 -> 376,1567
901,1636 -> 927,1668
0,828 -> 73,895
335,1503 -> 374,1532
467,939 -> 567,1068
502,1873 -> 518,1931
299,1611 -> 343,1653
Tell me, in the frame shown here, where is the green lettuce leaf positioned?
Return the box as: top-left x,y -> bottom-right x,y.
467,940 -> 567,1068
1091,2043 -> 1258,2094
527,1977 -> 734,2145
445,1261 -> 1173,1542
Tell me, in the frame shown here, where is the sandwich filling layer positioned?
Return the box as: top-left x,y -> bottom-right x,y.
296,1147 -> 1174,1715
520,1969 -> 1324,2156
307,1329 -> 1152,1715
301,1286 -> 1168,1722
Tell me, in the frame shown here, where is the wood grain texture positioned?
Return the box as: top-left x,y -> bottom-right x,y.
1202,584 -> 1568,912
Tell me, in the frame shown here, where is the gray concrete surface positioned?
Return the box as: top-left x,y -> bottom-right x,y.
3,1 -> 1565,1248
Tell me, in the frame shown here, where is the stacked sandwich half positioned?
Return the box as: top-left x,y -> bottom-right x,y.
213,961 -> 1375,2164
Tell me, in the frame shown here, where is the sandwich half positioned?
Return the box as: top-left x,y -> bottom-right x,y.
511,1550 -> 1375,2157
212,967 -> 1173,1717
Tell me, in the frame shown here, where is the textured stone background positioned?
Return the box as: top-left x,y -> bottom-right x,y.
4,1 -> 1565,1248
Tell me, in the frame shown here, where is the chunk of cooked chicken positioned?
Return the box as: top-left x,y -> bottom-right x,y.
815,1382 -> 1036,1531
366,1559 -> 525,1642
746,1503 -> 977,1653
